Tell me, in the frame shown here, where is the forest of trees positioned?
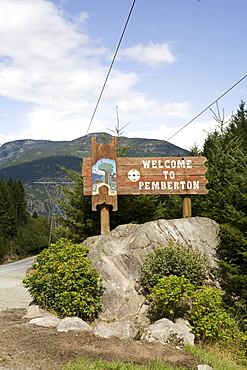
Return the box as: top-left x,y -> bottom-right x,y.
0,178 -> 49,261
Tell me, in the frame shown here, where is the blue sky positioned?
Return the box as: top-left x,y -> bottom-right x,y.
0,0 -> 246,150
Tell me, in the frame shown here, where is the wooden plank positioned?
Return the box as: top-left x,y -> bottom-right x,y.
82,157 -> 92,165
117,156 -> 208,166
83,157 -> 207,168
82,155 -> 208,195
116,175 -> 208,183
116,186 -> 208,195
84,183 -> 208,195
116,167 -> 207,176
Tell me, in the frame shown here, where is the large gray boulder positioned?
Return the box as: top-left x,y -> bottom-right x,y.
83,217 -> 220,323
93,321 -> 139,340
29,314 -> 61,328
57,317 -> 92,332
141,318 -> 195,346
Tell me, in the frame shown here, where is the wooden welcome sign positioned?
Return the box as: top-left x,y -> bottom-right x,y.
82,137 -> 208,234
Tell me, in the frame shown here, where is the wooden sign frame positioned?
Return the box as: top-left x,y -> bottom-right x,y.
82,137 -> 208,234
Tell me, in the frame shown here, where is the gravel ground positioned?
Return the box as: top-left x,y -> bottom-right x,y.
0,258 -> 200,369
0,308 -> 200,370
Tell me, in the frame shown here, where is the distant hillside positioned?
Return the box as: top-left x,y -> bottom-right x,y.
0,133 -> 189,170
0,133 -> 189,216
0,155 -> 81,184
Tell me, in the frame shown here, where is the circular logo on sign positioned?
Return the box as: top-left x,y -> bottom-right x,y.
128,169 -> 141,182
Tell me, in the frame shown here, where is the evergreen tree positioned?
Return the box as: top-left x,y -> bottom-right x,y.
58,167 -> 182,242
7,178 -> 28,224
0,177 -> 50,261
192,102 -> 247,330
17,216 -> 50,257
58,169 -> 100,242
0,179 -> 17,257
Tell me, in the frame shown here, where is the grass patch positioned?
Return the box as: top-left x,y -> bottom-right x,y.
63,358 -> 188,370
185,344 -> 247,370
0,356 -> 9,362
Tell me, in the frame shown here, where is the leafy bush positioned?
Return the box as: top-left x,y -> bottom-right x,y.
141,244 -> 209,290
149,275 -> 194,320
149,276 -> 240,343
188,286 -> 240,342
23,238 -> 102,320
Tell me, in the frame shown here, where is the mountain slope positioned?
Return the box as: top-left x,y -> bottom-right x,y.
0,133 -> 190,216
0,133 -> 189,170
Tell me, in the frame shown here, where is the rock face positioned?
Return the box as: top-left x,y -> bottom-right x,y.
83,217 -> 220,323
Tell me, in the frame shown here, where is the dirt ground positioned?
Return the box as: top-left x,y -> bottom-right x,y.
0,308 -> 201,370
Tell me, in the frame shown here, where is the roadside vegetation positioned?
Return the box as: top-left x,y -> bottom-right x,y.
57,102 -> 247,367
63,358 -> 188,370
23,238 -> 102,320
0,178 -> 49,262
3,101 -> 247,368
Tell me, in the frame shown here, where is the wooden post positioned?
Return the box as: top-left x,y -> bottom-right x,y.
99,203 -> 111,234
182,195 -> 192,218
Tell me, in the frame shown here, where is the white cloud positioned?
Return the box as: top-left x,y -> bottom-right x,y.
120,42 -> 177,67
126,119 -> 216,151
114,96 -> 192,121
0,0 -> 189,144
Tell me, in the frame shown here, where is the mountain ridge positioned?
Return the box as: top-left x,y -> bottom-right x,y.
0,133 -> 190,216
0,132 -> 189,170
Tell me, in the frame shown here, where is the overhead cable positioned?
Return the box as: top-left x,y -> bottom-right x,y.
166,74 -> 247,143
83,0 -> 137,141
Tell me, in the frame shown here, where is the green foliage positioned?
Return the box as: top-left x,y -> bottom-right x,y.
111,194 -> 168,228
7,178 -> 28,224
0,179 -> 17,241
17,216 -> 50,256
0,177 -> 50,260
64,358 -> 187,370
141,245 -> 239,342
192,102 -> 247,331
188,286 -> 239,342
185,344 -> 247,370
141,244 -> 209,290
59,168 -> 179,241
58,169 -> 100,242
149,275 -> 194,320
23,238 -> 102,320
149,276 -> 240,343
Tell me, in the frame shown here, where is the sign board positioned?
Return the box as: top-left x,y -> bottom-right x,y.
82,137 -> 208,233
83,156 -> 208,196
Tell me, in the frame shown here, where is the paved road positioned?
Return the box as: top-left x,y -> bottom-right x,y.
0,256 -> 36,311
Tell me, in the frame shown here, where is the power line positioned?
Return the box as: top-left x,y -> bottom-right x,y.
166,74 -> 247,143
81,0 -> 137,148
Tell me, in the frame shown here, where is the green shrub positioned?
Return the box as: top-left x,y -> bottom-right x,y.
23,238 -> 102,320
141,244 -> 209,290
149,275 -> 194,320
188,286 -> 240,342
149,276 -> 240,343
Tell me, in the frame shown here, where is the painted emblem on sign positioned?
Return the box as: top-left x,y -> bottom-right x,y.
128,169 -> 141,182
92,158 -> 117,195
